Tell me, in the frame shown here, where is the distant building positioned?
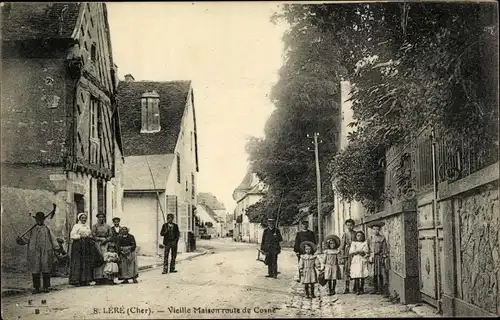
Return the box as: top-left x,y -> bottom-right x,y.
197,192 -> 228,236
232,170 -> 267,243
117,77 -> 199,255
196,203 -> 223,237
1,3 -> 123,271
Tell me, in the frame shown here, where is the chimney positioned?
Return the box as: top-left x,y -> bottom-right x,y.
124,74 -> 135,81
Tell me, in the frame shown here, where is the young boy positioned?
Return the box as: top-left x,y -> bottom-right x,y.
367,221 -> 388,294
340,219 -> 357,293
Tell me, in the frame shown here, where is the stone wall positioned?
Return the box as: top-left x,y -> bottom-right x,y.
456,184 -> 499,315
385,214 -> 403,274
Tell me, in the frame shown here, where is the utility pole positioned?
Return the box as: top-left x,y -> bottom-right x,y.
308,132 -> 323,253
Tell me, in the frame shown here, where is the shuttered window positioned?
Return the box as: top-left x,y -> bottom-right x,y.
140,91 -> 160,133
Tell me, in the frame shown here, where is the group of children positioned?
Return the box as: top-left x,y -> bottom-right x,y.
297,219 -> 388,299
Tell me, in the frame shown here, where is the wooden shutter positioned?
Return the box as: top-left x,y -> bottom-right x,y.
141,98 -> 147,132
178,203 -> 188,232
166,195 -> 178,221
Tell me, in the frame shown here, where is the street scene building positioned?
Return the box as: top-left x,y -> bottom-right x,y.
1,2 -> 499,319
118,77 -> 199,255
232,170 -> 267,243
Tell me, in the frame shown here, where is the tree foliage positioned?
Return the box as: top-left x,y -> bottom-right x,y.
248,2 -> 498,219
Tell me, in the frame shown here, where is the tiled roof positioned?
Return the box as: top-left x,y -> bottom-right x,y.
1,3 -> 82,41
123,154 -> 174,191
199,203 -> 223,223
117,80 -> 191,156
235,171 -> 253,191
197,192 -> 225,210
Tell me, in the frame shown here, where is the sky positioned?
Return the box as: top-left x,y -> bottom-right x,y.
106,2 -> 287,213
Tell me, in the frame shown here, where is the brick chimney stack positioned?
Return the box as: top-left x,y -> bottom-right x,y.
124,74 -> 135,81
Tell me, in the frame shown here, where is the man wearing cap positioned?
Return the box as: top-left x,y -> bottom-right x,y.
260,217 -> 283,278
160,213 -> 180,274
16,211 -> 59,293
293,220 -> 316,262
92,212 -> 111,284
109,217 -> 122,246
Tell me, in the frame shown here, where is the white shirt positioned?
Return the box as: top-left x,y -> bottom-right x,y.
70,222 -> 92,240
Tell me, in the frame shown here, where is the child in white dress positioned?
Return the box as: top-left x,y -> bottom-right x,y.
349,231 -> 370,295
103,245 -> 120,285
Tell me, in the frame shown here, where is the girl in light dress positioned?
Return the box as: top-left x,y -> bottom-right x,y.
103,245 -> 120,285
349,230 -> 370,295
298,241 -> 321,299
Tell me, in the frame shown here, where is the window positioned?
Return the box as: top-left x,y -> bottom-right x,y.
90,43 -> 97,62
190,132 -> 193,151
89,97 -> 100,165
140,91 -> 160,133
176,153 -> 181,183
191,173 -> 195,199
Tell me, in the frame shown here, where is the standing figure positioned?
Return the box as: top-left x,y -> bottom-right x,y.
260,217 -> 283,278
160,213 -> 180,274
103,245 -> 120,285
16,212 -> 59,294
321,235 -> 342,296
69,213 -> 103,286
109,217 -> 122,247
349,230 -> 370,295
340,218 -> 357,293
293,220 -> 316,262
92,212 -> 111,285
51,238 -> 69,277
367,221 -> 388,294
298,241 -> 321,299
117,226 -> 139,284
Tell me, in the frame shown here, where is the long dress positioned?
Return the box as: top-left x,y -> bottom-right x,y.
368,234 -> 388,277
340,230 -> 357,280
118,234 -> 138,280
321,249 -> 342,280
92,222 -> 111,280
19,225 -> 58,274
299,254 -> 321,284
349,241 -> 370,279
69,223 -> 103,285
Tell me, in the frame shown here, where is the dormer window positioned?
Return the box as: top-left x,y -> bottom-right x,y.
141,90 -> 161,133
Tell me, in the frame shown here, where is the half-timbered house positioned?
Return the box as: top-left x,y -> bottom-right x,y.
1,3 -> 124,271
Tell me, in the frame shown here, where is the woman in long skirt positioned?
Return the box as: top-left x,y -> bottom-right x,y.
117,227 -> 138,284
69,213 -> 104,286
92,212 -> 111,285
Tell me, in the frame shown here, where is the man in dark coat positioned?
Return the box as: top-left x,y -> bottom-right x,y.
109,217 -> 121,246
293,220 -> 316,262
260,218 -> 283,279
160,214 -> 180,274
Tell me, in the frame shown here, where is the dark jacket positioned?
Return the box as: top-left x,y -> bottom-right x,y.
117,234 -> 137,252
109,226 -> 121,245
260,228 -> 283,254
160,222 -> 180,244
293,230 -> 316,253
